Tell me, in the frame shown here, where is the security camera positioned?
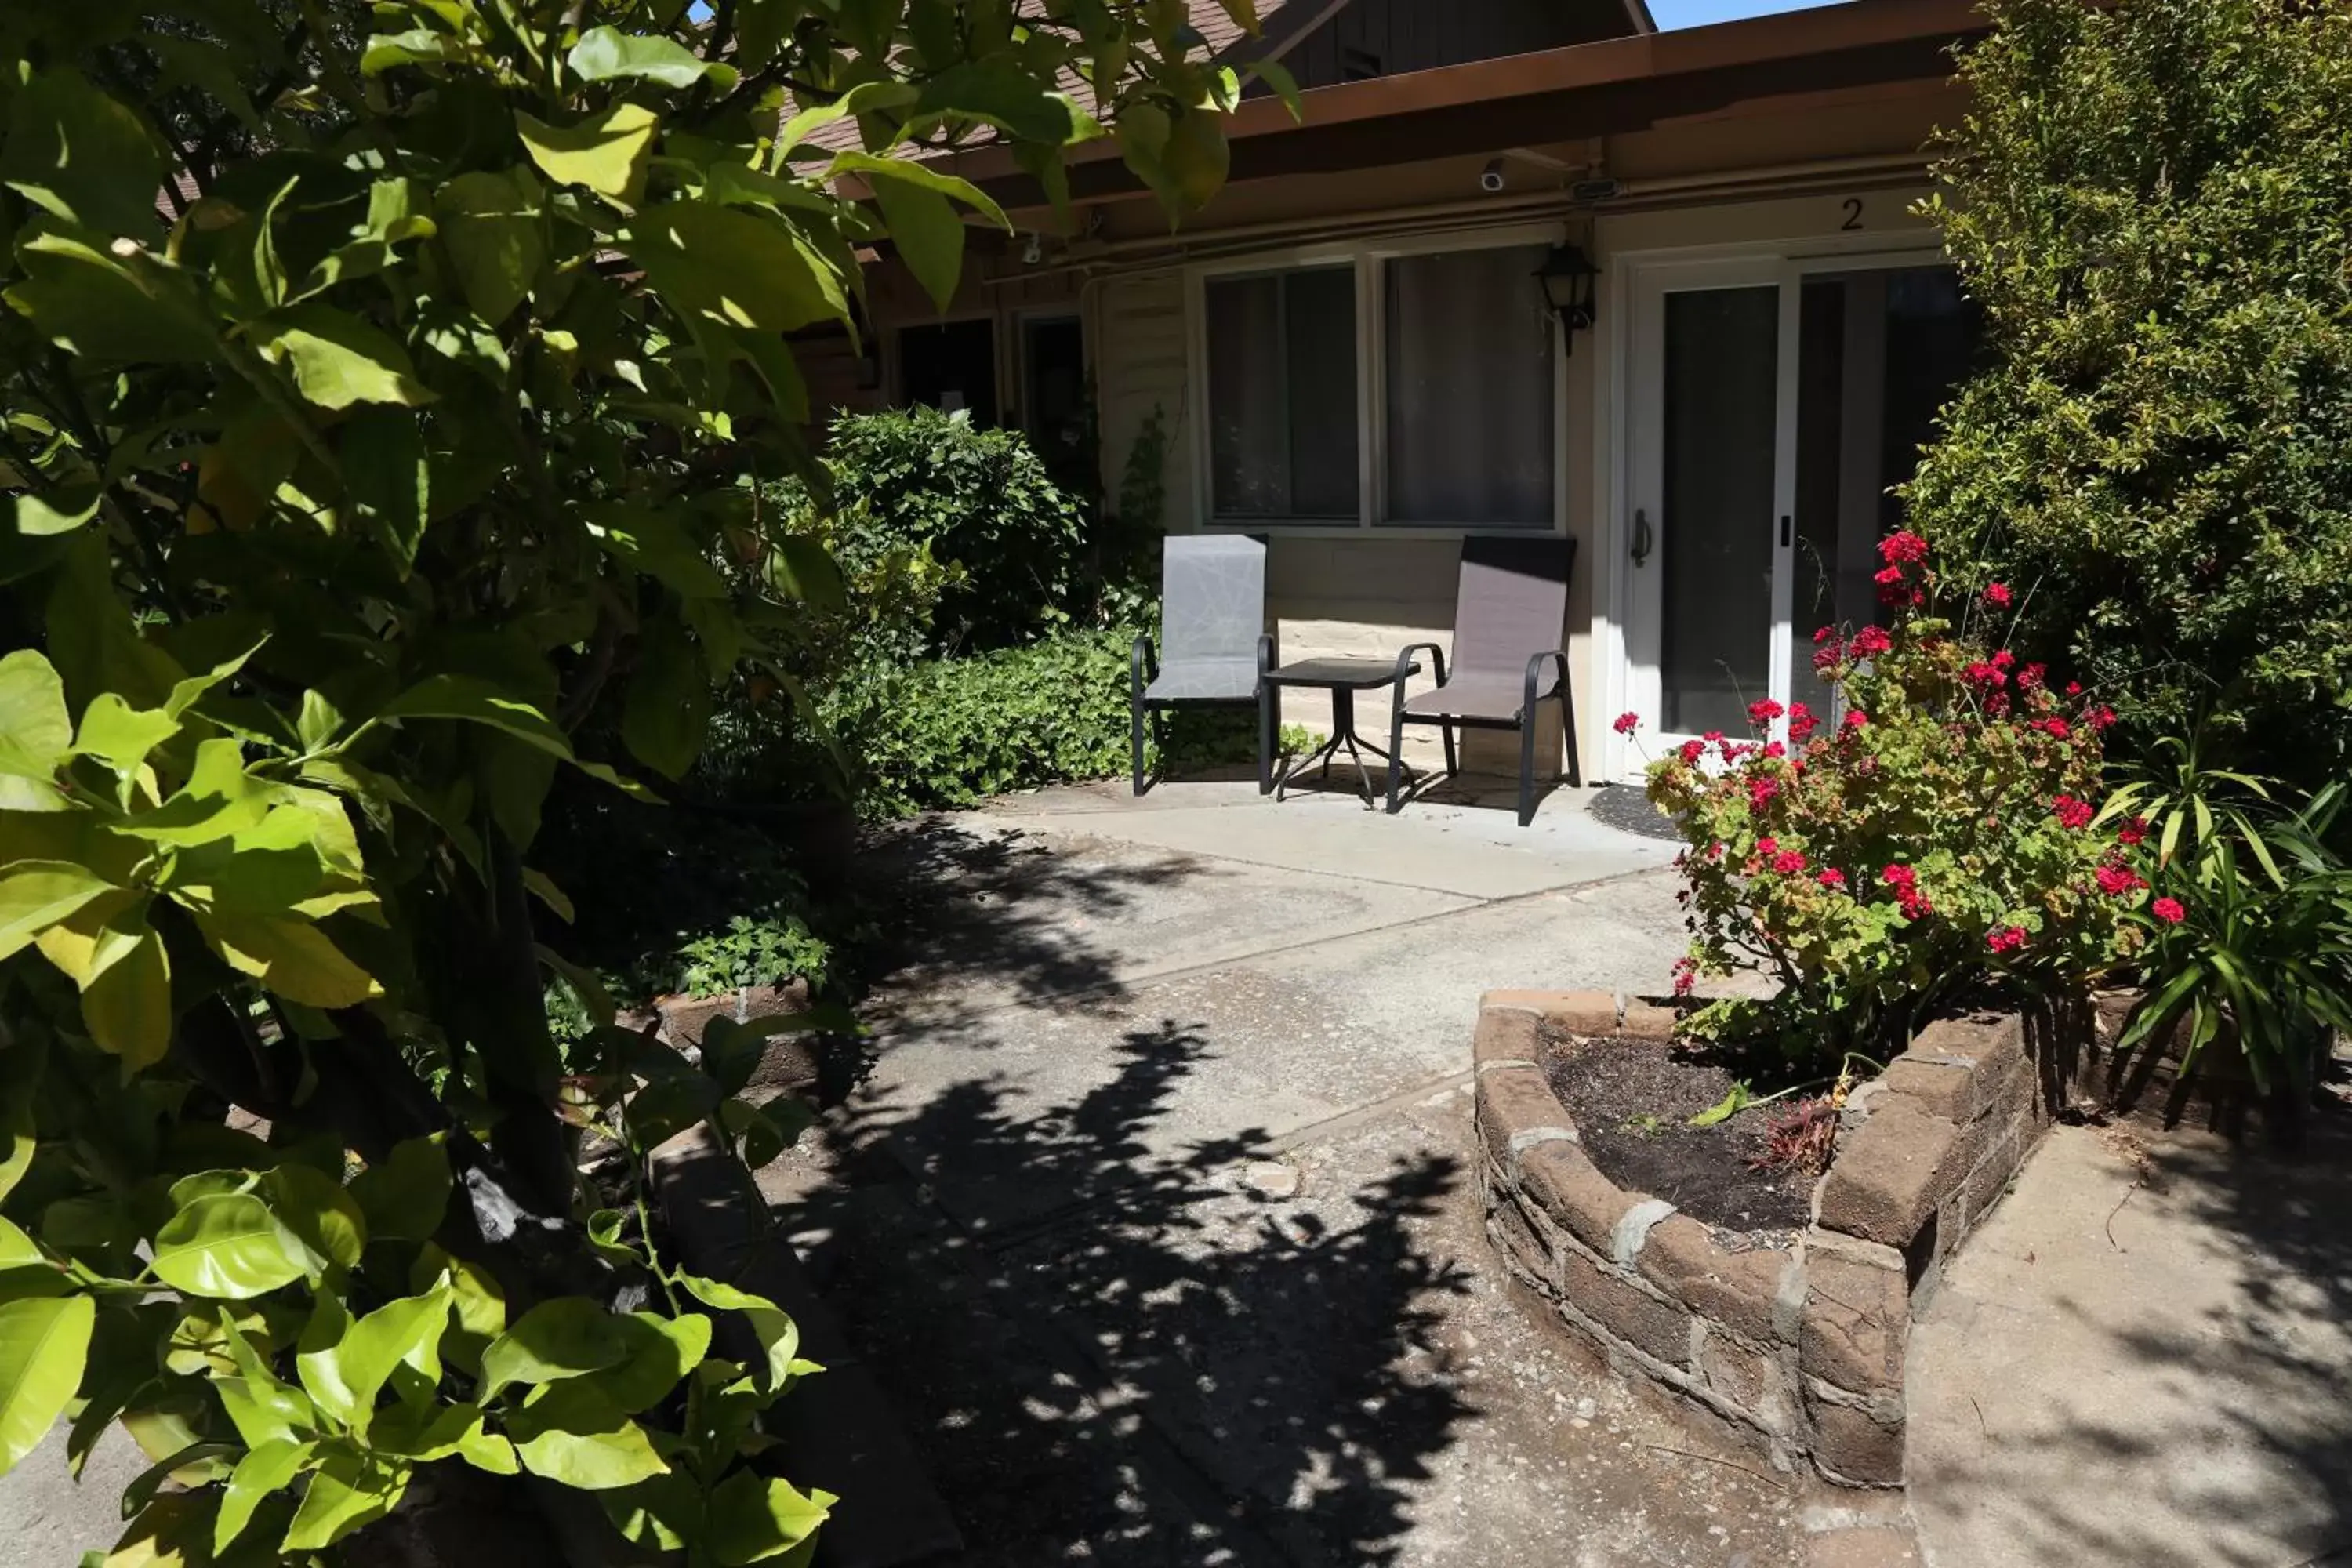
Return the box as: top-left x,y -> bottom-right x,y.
1021,232 -> 1044,265
1479,158 -> 1507,194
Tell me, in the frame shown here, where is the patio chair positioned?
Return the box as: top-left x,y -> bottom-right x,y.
1130,534 -> 1274,794
1385,536 -> 1579,826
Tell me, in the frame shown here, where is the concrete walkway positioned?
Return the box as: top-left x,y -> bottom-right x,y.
764,778 -> 1896,1566
1907,1119 -> 2352,1568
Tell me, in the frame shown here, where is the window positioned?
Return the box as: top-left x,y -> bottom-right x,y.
1196,235 -> 1559,530
1204,267 -> 1359,520
1385,246 -> 1555,525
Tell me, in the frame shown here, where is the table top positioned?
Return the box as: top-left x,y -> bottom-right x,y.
1261,656 -> 1418,690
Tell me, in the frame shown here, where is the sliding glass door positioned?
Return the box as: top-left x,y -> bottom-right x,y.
1624,255 -> 1979,749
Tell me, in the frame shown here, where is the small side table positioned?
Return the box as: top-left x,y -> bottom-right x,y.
1261,656 -> 1421,806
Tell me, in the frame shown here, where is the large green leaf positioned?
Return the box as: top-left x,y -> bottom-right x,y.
477,1298 -> 637,1404
150,1192 -> 307,1300
624,201 -> 848,334
376,674 -> 572,757
568,27 -> 739,91
826,151 -> 1009,231
0,68 -> 162,237
677,1273 -> 802,1392
339,408 -> 430,569
434,168 -> 547,327
0,648 -> 71,776
326,1286 -> 451,1439
706,1467 -> 833,1566
117,738 -> 272,848
506,1381 -> 670,1490
70,693 -> 176,771
519,103 -> 659,203
913,62 -> 1078,143
214,1437 -> 312,1555
220,1322 -> 318,1448
194,912 -> 382,1009
79,920 -> 172,1070
0,861 -> 119,964
586,1311 -> 711,1414
261,1163 -> 367,1276
586,505 -> 729,600
622,612 -> 712,780
4,227 -> 220,362
774,81 -> 919,164
348,1135 -> 452,1244
254,306 -> 434,410
0,1293 -> 93,1473
281,1447 -> 410,1552
869,176 -> 964,314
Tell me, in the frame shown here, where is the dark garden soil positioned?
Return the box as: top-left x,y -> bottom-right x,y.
1540,1024 -> 1818,1236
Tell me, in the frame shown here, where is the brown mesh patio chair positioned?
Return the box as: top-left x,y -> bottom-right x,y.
1385,536 -> 1578,826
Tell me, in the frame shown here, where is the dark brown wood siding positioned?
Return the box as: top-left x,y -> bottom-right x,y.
1272,0 -> 1630,91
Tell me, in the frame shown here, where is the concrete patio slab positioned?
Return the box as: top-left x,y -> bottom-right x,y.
1907,1120 -> 2352,1568
973,778 -> 1676,900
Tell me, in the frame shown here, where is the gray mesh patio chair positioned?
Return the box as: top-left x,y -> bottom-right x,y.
1130,535 -> 1274,794
1385,536 -> 1578,826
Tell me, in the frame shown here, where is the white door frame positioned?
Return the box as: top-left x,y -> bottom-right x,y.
1602,231 -> 1944,776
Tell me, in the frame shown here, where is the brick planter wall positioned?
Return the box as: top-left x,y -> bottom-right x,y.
1472,989 -> 2056,1487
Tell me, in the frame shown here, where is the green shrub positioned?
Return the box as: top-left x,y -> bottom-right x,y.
2106,741 -> 2352,1096
772,408 -> 1087,658
825,626 -> 1307,819
1642,533 -> 2140,1065
1906,0 -> 2352,789
532,788 -> 841,1004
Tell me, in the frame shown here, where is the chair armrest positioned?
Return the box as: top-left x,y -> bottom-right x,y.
1394,641 -> 1445,688
1257,632 -> 1277,677
1131,633 -> 1157,691
1523,650 -> 1568,715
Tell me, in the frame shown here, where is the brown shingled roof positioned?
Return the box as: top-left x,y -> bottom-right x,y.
789,0 -> 1335,159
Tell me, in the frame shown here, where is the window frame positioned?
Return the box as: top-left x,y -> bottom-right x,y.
1185,223 -> 1570,537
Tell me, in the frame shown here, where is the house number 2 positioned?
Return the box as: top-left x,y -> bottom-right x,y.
1841,198 -> 1864,231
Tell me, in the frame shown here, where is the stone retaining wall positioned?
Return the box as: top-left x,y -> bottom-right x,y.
1473,989 -> 2056,1487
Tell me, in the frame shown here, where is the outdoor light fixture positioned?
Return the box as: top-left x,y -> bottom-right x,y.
1535,242 -> 1599,350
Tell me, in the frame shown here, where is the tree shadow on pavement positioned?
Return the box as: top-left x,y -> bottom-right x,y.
1915,1108 -> 2352,1568
840,821 -> 1220,1051
786,1018 -> 1475,1567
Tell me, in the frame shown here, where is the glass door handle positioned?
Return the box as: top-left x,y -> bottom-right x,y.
1632,508 -> 1653,568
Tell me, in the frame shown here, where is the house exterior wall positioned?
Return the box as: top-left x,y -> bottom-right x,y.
1073,79 -> 1957,777
832,69 -> 1964,786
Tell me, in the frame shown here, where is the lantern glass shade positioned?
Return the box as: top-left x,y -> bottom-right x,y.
1535,243 -> 1598,332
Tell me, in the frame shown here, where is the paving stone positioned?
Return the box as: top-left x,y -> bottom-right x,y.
1817,1101 -> 1959,1247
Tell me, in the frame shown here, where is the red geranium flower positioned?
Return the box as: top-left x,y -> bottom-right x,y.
1879,529 -> 1929,565
2096,863 -> 2145,896
1788,702 -> 1819,742
1849,626 -> 1893,658
2050,795 -> 2095,830
1771,850 -> 1807,875
1843,710 -> 1870,731
1679,739 -> 1705,765
1817,867 -> 1846,888
1987,925 -> 2028,953
1755,837 -> 1778,855
2152,897 -> 2187,924
1613,711 -> 1642,735
1982,582 -> 2014,608
2117,816 -> 2149,846
1748,698 -> 1784,726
